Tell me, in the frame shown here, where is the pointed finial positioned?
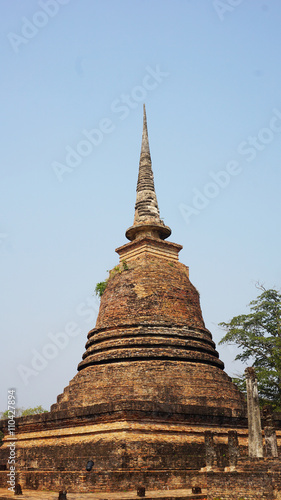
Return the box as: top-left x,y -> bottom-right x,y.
136,104 -> 156,196
125,105 -> 171,242
140,104 -> 150,158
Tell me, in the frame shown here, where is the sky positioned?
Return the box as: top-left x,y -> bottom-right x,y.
1,0 -> 281,413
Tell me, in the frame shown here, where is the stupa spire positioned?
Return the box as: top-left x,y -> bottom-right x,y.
135,104 -> 160,224
125,105 -> 171,241
138,103 -> 152,171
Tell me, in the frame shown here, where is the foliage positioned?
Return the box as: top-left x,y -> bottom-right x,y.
20,405 -> 47,416
219,287 -> 281,409
0,405 -> 47,419
109,265 -> 122,278
95,280 -> 108,297
122,260 -> 129,270
1,408 -> 22,419
95,262 -> 129,298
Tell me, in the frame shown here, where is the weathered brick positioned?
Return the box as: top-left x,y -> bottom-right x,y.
0,106 -> 280,496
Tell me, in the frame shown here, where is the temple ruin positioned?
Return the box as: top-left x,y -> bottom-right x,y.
0,106 -> 280,498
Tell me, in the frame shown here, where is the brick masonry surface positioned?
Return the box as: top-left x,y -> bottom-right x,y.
1,107 -> 280,497
52,254 -> 246,414
0,247 -> 280,493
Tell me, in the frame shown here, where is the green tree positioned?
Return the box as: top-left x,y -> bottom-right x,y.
20,405 -> 47,416
219,287 -> 281,409
0,405 -> 47,419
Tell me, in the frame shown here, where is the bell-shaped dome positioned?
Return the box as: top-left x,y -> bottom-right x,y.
78,257 -> 224,371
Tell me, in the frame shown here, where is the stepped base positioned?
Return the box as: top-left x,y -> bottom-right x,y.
0,487 -> 206,500
0,461 -> 281,499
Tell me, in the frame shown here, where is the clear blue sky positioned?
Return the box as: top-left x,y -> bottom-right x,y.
1,0 -> 281,412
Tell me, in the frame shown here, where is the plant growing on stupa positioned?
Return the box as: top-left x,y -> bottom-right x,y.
95,262 -> 129,298
95,280 -> 108,297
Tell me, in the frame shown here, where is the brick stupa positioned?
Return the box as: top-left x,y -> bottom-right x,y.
51,105 -> 244,414
0,106 -> 253,493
